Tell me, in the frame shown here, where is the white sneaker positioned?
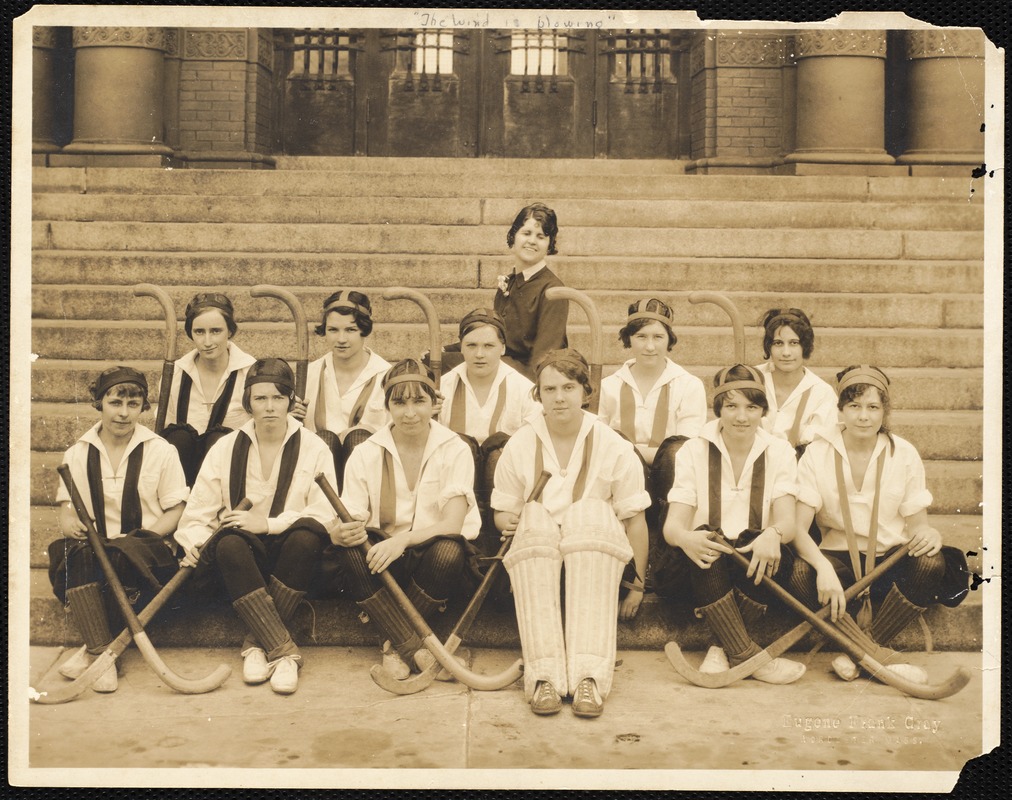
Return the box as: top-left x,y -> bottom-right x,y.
752,657 -> 806,685
699,646 -> 730,674
92,662 -> 118,693
59,645 -> 93,680
381,641 -> 410,680
831,654 -> 860,682
269,655 -> 300,695
414,648 -> 469,681
885,662 -> 928,685
241,646 -> 272,685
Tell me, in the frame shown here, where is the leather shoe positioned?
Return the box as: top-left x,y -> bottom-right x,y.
530,680 -> 562,716
242,646 -> 272,685
572,677 -> 604,718
92,662 -> 118,693
59,645 -> 92,680
381,641 -> 410,680
699,646 -> 729,675
752,657 -> 806,685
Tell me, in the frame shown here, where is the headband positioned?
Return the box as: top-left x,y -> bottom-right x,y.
324,297 -> 371,319
186,293 -> 234,321
384,372 -> 438,395
535,349 -> 590,381
837,365 -> 889,396
459,308 -> 506,339
94,366 -> 148,399
244,358 -> 295,394
627,311 -> 674,327
712,365 -> 766,399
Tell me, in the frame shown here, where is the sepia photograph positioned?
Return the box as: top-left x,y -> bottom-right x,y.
8,3 -> 1002,792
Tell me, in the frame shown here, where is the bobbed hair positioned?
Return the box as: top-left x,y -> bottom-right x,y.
533,349 -> 594,409
383,358 -> 438,407
712,364 -> 768,417
315,290 -> 374,338
90,378 -> 151,412
760,307 -> 815,359
836,365 -> 894,444
506,203 -> 559,256
184,293 -> 238,339
618,298 -> 677,351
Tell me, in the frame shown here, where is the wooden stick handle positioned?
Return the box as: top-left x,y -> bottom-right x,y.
382,287 -> 443,383
250,285 -> 309,398
689,291 -> 745,364
545,286 -> 602,412
134,283 -> 177,434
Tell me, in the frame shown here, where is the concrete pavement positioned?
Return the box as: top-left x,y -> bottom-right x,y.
22,644 -> 985,789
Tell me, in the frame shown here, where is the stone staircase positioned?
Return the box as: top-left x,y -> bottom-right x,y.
29,157 -> 986,651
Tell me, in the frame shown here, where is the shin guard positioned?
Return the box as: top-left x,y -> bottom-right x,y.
405,580 -> 444,622
357,587 -> 424,664
696,590 -> 761,664
233,587 -> 298,662
503,502 -> 566,700
872,584 -> 927,647
268,575 -> 306,626
559,499 -> 634,699
66,582 -> 114,655
734,588 -> 768,631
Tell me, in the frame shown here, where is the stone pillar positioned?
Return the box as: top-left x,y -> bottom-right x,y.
686,31 -> 790,174
784,30 -> 905,175
896,29 -> 985,175
175,28 -> 275,169
32,26 -> 64,161
162,29 -> 182,151
56,27 -> 174,166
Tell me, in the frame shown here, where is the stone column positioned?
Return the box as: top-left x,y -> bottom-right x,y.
56,26 -> 174,166
32,26 -> 64,160
896,29 -> 985,175
784,30 -> 904,175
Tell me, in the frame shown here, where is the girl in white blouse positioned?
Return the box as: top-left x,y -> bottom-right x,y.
788,365 -> 966,683
327,359 -> 480,679
754,307 -> 838,454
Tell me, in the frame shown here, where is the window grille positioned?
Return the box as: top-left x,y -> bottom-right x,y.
601,30 -> 676,93
383,30 -> 459,91
286,29 -> 358,86
509,31 -> 569,92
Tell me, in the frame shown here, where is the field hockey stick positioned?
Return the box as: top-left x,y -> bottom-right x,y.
545,287 -> 603,412
689,291 -> 745,364
382,287 -> 443,383
133,283 -> 177,434
250,286 -> 309,399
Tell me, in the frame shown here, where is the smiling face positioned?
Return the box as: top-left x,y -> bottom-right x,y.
840,387 -> 885,443
100,386 -> 144,442
537,365 -> 586,428
510,216 -> 550,269
718,390 -> 765,446
769,324 -> 804,374
190,309 -> 231,366
249,382 -> 290,431
629,320 -> 670,364
324,310 -> 366,364
461,324 -> 505,380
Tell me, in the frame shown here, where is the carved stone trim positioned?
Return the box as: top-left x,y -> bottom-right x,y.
903,29 -> 984,60
164,28 -> 180,58
690,32 -> 717,76
32,26 -> 60,49
256,30 -> 274,69
183,29 -> 248,61
794,30 -> 887,59
73,27 -> 167,51
715,33 -> 787,68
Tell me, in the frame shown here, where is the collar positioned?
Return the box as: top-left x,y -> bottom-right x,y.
521,261 -> 548,281
756,361 -> 819,406
530,408 -> 596,456
448,360 -> 510,394
819,422 -> 890,462
327,348 -> 390,389
701,418 -> 772,463
81,420 -> 157,458
179,341 -> 256,376
369,418 -> 459,465
616,358 -> 688,391
240,414 -> 303,449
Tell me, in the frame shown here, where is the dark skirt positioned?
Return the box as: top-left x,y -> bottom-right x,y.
48,530 -> 179,604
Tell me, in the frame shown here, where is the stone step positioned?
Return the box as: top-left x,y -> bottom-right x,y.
32,285 -> 984,331
28,403 -> 983,461
26,502 -> 986,574
32,252 -> 985,295
33,194 -> 983,232
28,450 -> 982,514
26,566 -> 986,652
33,221 -> 984,261
34,168 -> 980,204
31,320 -> 985,369
273,156 -> 695,174
31,360 -> 984,412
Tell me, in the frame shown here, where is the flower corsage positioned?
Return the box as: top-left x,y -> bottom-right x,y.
496,273 -> 513,297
